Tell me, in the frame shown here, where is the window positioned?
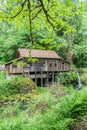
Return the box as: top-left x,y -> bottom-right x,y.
12,65 -> 17,68
30,62 -> 32,66
42,62 -> 45,67
37,62 -> 45,67
27,62 -> 32,67
23,67 -> 29,72
55,63 -> 57,67
38,62 -> 43,66
50,63 -> 52,67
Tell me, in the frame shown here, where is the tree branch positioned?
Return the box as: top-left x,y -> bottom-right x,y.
31,4 -> 41,12
27,0 -> 34,44
31,8 -> 42,20
39,0 -> 55,28
11,0 -> 27,18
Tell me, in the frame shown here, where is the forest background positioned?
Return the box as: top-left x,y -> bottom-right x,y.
0,0 -> 87,68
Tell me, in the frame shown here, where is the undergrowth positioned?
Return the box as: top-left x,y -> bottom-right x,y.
0,86 -> 87,130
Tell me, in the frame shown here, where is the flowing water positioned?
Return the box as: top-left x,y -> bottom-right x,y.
77,72 -> 82,90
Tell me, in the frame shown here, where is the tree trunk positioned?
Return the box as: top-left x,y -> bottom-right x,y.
65,32 -> 74,65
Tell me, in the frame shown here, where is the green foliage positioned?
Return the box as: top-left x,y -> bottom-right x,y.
0,0 -> 84,67
56,71 -> 78,87
0,71 -> 6,80
1,87 -> 87,130
36,87 -> 47,93
0,21 -> 31,62
0,103 -> 20,118
80,68 -> 87,86
23,88 -> 87,130
73,7 -> 87,67
0,0 -> 81,31
0,76 -> 36,97
73,42 -> 87,67
28,57 -> 38,62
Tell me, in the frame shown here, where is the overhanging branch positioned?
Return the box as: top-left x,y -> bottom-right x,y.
39,0 -> 55,28
31,8 -> 42,20
11,0 -> 27,18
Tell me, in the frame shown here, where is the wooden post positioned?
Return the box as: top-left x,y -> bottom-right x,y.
58,77 -> 60,87
35,71 -> 37,85
47,71 -> 49,85
52,71 -> 54,84
41,71 -> 43,87
28,71 -> 31,78
44,78 -> 46,87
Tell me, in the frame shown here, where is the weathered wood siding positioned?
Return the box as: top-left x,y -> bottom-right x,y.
5,58 -> 70,76
23,59 -> 47,72
34,60 -> 47,72
57,60 -> 70,72
47,60 -> 58,71
6,60 -> 23,75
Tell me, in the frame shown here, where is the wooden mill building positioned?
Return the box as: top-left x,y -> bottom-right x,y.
5,48 -> 70,86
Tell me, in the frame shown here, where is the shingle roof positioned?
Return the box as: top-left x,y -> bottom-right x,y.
17,48 -> 61,59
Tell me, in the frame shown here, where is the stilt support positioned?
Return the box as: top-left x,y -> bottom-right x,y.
35,71 -> 37,85
41,71 -> 43,87
52,71 -> 54,84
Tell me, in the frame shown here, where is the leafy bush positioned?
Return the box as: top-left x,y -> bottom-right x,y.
1,88 -> 87,130
0,103 -> 20,118
0,116 -> 28,130
0,76 -> 36,96
80,68 -> 87,86
36,87 -> 47,93
0,71 -> 6,80
24,88 -> 87,130
55,72 -> 78,87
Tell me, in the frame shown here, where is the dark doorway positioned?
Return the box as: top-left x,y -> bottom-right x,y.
37,78 -> 41,86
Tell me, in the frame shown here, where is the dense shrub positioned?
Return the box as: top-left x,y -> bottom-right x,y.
24,88 -> 87,130
55,72 -> 78,87
1,88 -> 87,130
80,68 -> 87,86
0,71 -> 6,80
0,76 -> 36,96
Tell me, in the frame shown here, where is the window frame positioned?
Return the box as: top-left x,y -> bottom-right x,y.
12,64 -> 17,69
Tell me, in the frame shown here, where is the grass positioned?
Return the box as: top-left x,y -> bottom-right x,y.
36,86 -> 47,93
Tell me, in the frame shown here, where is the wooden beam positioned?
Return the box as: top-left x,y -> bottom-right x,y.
41,71 -> 43,87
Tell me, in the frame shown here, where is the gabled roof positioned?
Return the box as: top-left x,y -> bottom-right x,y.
17,48 -> 61,59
